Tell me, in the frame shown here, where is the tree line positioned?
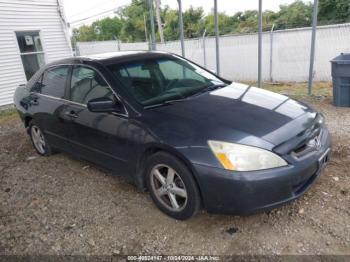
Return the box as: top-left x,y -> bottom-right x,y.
72,0 -> 350,43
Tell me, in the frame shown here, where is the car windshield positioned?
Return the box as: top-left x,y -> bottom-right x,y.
107,56 -> 225,106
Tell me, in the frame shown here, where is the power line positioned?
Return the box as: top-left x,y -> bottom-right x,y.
69,7 -> 119,25
68,0 -> 114,19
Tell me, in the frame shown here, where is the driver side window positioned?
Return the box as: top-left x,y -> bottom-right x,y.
70,66 -> 114,104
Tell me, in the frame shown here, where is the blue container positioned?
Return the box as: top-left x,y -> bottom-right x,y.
331,53 -> 350,107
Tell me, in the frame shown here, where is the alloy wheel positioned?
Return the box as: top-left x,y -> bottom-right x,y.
150,164 -> 188,212
31,125 -> 46,154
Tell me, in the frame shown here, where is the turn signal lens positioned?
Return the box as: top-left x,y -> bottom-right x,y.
215,153 -> 235,170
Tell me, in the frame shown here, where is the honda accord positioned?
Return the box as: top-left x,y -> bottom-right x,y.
14,51 -> 331,220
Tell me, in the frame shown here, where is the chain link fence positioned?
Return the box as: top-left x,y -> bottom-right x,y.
76,23 -> 350,82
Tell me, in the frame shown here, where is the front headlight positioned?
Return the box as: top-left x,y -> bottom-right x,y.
208,140 -> 288,171
316,113 -> 325,125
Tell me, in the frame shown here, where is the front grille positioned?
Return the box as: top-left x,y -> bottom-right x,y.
292,130 -> 323,158
273,113 -> 325,157
293,143 -> 308,155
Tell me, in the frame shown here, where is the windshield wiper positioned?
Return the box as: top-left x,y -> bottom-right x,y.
144,84 -> 227,109
190,83 -> 227,98
144,98 -> 187,109
204,83 -> 227,92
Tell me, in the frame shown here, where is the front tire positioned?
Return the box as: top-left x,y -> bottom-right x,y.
146,152 -> 201,220
28,121 -> 53,156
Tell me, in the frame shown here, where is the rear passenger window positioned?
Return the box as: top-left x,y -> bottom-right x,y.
40,66 -> 69,98
70,66 -> 114,104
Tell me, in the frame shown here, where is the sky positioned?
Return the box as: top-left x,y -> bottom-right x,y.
62,0 -> 310,28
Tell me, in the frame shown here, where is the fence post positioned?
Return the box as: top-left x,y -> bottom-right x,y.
143,14 -> 149,44
75,43 -> 80,56
269,24 -> 275,82
148,0 -> 156,50
214,0 -> 220,75
149,34 -> 152,51
177,0 -> 185,57
113,35 -> 121,51
73,35 -> 80,56
258,0 -> 263,88
308,0 -> 319,95
202,29 -> 207,68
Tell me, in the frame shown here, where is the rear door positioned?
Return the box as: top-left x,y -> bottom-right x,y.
62,65 -> 130,173
29,65 -> 71,152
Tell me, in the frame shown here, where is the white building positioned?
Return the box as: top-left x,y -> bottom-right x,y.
0,0 -> 72,107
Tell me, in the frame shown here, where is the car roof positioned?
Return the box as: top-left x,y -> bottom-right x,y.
83,51 -> 150,60
49,50 -> 174,67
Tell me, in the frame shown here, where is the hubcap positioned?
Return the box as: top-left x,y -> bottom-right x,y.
31,126 -> 46,154
150,164 -> 188,212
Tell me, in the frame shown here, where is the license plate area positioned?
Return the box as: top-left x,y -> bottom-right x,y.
318,148 -> 330,169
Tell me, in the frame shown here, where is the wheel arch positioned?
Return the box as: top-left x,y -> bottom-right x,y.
135,144 -> 205,207
24,116 -> 33,127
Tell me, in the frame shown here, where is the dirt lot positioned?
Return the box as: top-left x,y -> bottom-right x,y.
0,84 -> 349,256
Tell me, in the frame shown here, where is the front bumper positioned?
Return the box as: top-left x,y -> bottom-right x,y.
193,128 -> 331,215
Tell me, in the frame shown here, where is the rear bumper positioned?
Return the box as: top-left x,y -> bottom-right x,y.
193,128 -> 331,215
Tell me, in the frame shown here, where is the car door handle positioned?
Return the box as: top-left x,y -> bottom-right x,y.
65,110 -> 78,118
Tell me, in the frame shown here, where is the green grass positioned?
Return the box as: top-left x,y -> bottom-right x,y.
0,108 -> 18,122
262,82 -> 332,98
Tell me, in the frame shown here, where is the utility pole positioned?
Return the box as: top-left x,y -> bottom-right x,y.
258,0 -> 263,88
269,23 -> 275,82
143,13 -> 148,43
148,0 -> 156,50
214,0 -> 220,75
113,35 -> 120,51
177,0 -> 185,57
154,0 -> 164,43
308,0 -> 319,95
202,29 -> 207,68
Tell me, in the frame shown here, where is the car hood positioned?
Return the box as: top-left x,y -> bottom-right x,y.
147,82 -> 317,148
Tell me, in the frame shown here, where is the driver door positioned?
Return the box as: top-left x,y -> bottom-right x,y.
63,65 -> 129,173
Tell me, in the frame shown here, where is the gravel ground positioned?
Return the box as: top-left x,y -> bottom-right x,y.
0,96 -> 349,256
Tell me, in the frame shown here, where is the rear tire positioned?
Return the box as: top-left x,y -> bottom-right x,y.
28,120 -> 53,156
145,152 -> 201,220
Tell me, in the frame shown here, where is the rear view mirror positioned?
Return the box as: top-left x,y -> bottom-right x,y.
87,97 -> 123,113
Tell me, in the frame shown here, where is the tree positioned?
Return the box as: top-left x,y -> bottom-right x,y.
236,10 -> 259,33
92,18 -> 123,41
117,0 -> 150,42
71,0 -> 349,43
154,0 -> 164,43
318,0 -> 350,25
72,25 -> 95,42
181,6 -> 204,38
162,7 -> 180,41
204,13 -> 237,36
274,1 -> 313,30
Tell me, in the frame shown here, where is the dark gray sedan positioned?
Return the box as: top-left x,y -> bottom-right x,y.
14,51 -> 331,220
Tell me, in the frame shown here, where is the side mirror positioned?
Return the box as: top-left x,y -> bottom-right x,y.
87,97 -> 123,113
